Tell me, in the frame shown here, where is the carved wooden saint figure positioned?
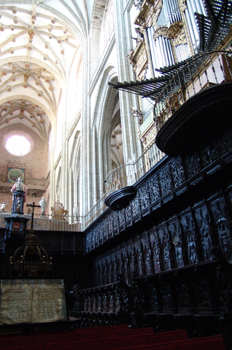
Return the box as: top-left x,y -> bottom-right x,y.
163,240 -> 171,270
152,242 -> 161,273
170,222 -> 184,268
175,239 -> 184,268
200,219 -> 213,261
187,234 -> 198,264
217,216 -> 232,262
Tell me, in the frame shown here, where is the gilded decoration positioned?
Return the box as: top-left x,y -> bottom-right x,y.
51,200 -> 68,221
134,0 -> 163,29
173,26 -> 187,46
130,0 -> 163,79
133,43 -> 148,80
167,21 -> 183,39
153,22 -> 186,44
140,121 -> 157,150
153,26 -> 169,41
127,41 -> 148,80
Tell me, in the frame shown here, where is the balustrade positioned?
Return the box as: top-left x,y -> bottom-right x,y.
71,275 -> 129,317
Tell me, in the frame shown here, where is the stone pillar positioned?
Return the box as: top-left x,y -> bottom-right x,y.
80,43 -> 92,217
114,0 -> 142,164
49,120 -> 56,215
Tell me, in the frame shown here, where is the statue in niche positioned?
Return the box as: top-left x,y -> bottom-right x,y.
216,216 -> 232,262
135,27 -> 144,45
187,234 -> 198,264
200,217 -> 213,261
174,238 -> 184,268
155,245 -> 161,273
170,222 -> 184,268
182,215 -> 198,264
144,245 -> 152,275
163,240 -> 171,270
152,238 -> 161,273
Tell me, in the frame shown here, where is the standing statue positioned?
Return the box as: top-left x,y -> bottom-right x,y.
39,197 -> 46,215
188,235 -> 198,264
0,202 -> 7,212
217,216 -> 232,262
135,27 -> 144,45
126,49 -> 134,63
11,177 -> 27,202
131,107 -> 143,124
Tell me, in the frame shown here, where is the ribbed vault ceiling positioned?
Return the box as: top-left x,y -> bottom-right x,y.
0,0 -> 94,142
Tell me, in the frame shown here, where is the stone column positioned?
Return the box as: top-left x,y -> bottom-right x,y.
114,0 -> 142,164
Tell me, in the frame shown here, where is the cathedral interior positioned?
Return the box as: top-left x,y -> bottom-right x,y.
0,0 -> 232,348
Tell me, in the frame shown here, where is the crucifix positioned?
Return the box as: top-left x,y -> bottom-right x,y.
26,202 -> 41,232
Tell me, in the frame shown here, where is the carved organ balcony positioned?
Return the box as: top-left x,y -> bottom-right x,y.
106,0 -> 232,209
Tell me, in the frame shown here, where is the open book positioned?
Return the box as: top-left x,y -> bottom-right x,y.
0,279 -> 67,324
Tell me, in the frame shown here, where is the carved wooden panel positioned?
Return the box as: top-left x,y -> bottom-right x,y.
180,211 -> 198,265
168,217 -> 184,268
193,204 -> 213,262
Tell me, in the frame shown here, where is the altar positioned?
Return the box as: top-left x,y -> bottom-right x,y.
0,179 -> 67,326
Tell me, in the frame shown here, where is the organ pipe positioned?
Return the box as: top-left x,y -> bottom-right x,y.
185,0 -> 206,53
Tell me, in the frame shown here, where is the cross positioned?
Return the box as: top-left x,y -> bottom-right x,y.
26,202 -> 41,232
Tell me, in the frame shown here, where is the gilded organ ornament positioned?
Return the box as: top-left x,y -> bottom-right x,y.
132,43 -> 148,80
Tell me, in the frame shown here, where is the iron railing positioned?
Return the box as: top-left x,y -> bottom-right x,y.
104,142 -> 164,196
